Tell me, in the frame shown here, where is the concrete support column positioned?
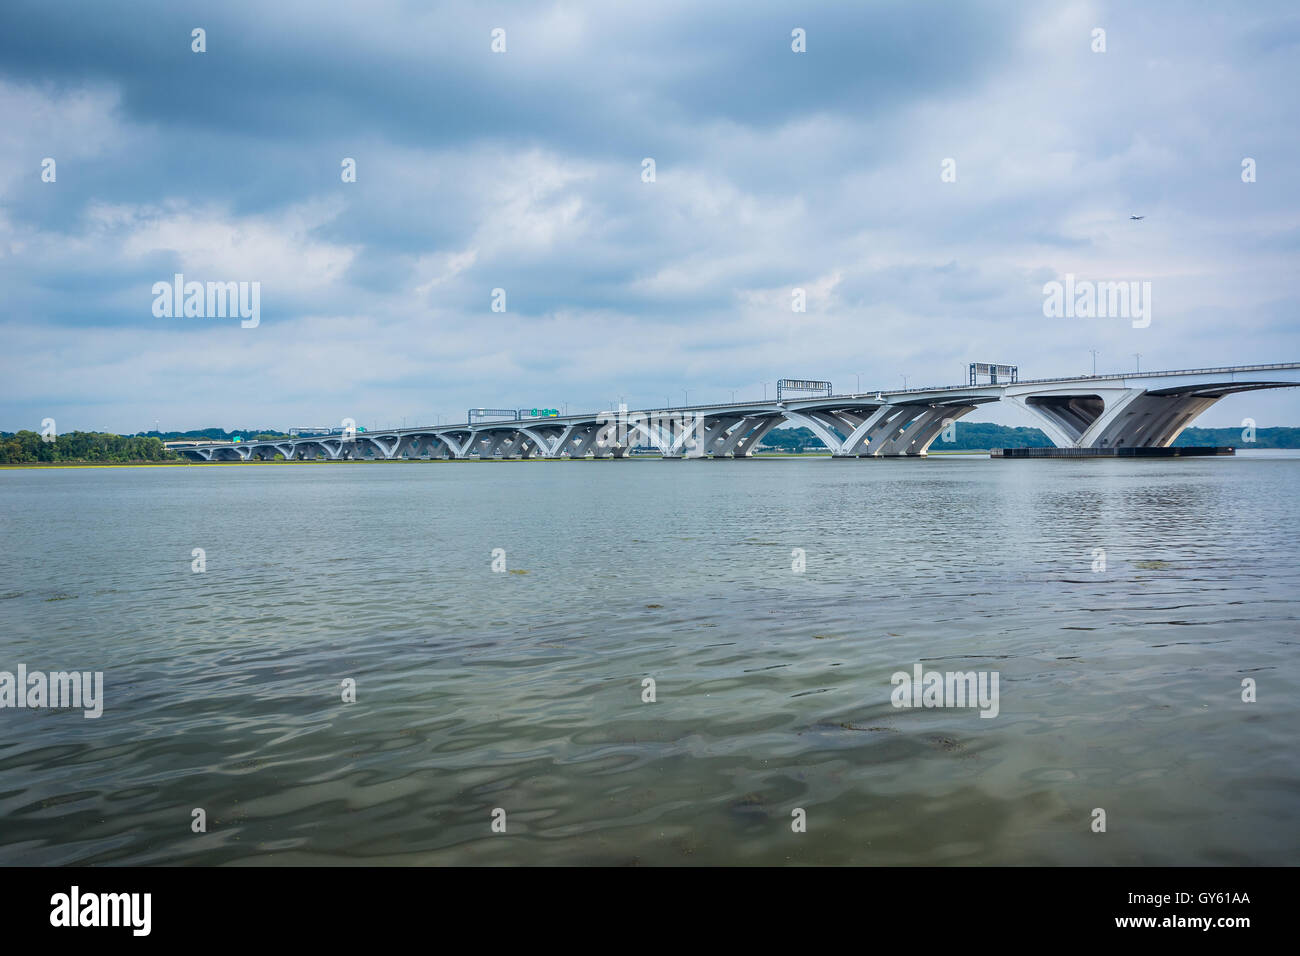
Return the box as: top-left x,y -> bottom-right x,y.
716,416 -> 779,457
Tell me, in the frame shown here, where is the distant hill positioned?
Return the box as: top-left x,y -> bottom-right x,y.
936,422 -> 1054,450
1172,426 -> 1300,448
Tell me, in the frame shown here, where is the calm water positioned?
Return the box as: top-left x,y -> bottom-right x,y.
2,453 -> 1298,865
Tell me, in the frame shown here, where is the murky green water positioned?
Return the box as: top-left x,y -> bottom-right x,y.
1,453 -> 1297,865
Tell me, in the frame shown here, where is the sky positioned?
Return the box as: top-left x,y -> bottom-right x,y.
1,0 -> 1298,434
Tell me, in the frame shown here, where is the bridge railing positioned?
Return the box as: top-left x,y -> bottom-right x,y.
1005,362 -> 1300,388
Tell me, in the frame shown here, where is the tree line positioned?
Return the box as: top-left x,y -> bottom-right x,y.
0,431 -> 177,463
1174,426 -> 1300,448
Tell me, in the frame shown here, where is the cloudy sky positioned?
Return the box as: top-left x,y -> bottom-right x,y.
2,0 -> 1298,433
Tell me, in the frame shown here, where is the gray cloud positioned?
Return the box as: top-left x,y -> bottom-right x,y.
1,0 -> 1298,432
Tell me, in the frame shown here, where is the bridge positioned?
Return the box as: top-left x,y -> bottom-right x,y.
175,363 -> 1300,462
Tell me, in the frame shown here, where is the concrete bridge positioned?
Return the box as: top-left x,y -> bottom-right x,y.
175,363 -> 1300,462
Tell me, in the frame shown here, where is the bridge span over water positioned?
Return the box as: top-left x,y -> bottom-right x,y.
177,363 -> 1300,462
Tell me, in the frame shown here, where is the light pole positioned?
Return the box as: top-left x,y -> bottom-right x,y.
1134,353 -> 1141,373
855,373 -> 860,393
1089,349 -> 1099,376
683,388 -> 690,407
730,389 -> 736,403
761,381 -> 768,400
901,374 -> 909,389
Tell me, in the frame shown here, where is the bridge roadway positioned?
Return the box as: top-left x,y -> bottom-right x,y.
176,363 -> 1300,462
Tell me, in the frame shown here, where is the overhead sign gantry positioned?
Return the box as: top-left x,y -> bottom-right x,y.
969,363 -> 1018,385
468,408 -> 520,424
776,379 -> 833,400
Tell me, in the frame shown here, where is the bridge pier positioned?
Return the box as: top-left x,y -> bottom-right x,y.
787,402 -> 980,457
565,423 -> 603,459
1003,381 -> 1256,449
726,416 -> 780,457
871,404 -> 975,456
